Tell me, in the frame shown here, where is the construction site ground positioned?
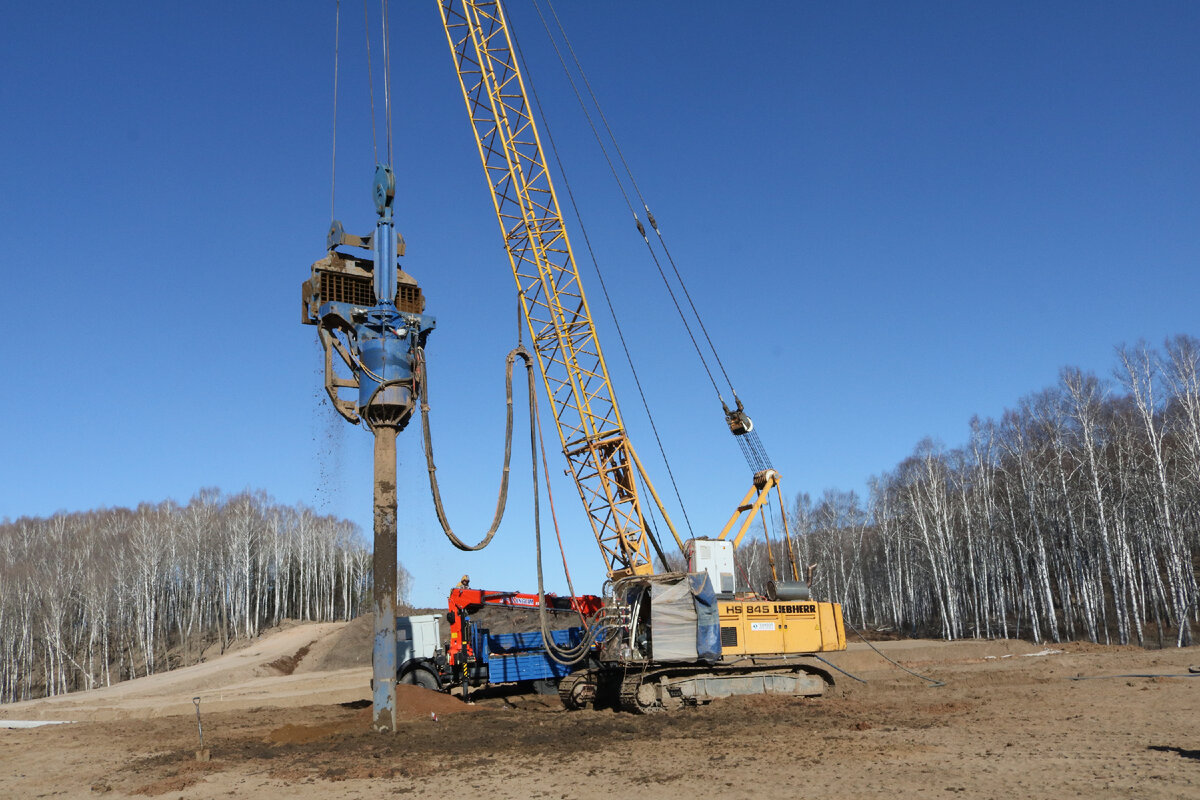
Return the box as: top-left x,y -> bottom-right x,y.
1,619 -> 1197,799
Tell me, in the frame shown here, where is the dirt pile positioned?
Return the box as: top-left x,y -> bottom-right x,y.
468,604 -> 589,635
7,637 -> 1200,799
304,610 -> 447,672
392,683 -> 476,717
304,616 -> 373,671
267,643 -> 313,675
302,606 -> 587,673
0,621 -> 364,721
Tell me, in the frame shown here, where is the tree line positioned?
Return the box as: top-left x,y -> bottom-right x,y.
740,335 -> 1200,648
0,490 -> 379,704
7,336 -> 1196,704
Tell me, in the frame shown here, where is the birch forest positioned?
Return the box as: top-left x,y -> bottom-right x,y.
5,337 -> 1197,705
0,490 -> 376,703
740,335 -> 1200,648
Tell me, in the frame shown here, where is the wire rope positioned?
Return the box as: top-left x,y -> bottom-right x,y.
533,391 -> 610,665
539,0 -> 739,402
534,0 -> 777,478
762,492 -> 785,580
362,0 -> 378,163
509,18 -> 695,539
540,0 -> 780,477
529,0 -> 724,406
380,0 -> 393,166
842,619 -> 945,687
637,488 -> 675,572
519,316 -> 615,665
1069,671 -> 1200,681
810,654 -> 868,684
764,491 -> 796,580
331,0 -> 340,221
534,390 -> 586,624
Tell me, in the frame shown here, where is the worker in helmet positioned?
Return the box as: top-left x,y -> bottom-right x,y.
458,574 -> 470,589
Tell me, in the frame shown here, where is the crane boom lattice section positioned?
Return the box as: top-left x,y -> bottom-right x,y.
439,0 -> 660,577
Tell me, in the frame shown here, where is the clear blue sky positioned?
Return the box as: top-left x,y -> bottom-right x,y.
3,2 -> 1197,606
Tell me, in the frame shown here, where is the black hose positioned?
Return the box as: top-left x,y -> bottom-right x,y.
1069,671 -> 1200,681
528,370 -> 610,666
811,654 -> 867,684
843,619 -> 946,688
418,345 -> 533,551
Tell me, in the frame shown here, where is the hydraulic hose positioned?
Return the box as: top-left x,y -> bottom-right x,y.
418,345 -> 534,551
528,374 -> 614,665
420,339 -> 606,662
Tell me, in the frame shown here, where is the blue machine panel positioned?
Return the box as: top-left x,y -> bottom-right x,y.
479,627 -> 586,683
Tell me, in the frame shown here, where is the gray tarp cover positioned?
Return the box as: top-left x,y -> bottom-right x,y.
651,578 -> 698,661
650,573 -> 721,662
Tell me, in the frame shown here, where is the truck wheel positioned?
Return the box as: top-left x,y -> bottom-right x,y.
400,666 -> 440,691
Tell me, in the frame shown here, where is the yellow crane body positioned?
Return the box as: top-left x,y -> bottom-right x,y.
718,600 -> 846,656
438,0 -> 846,711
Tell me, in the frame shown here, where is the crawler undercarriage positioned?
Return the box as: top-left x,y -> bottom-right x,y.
559,659 -> 835,714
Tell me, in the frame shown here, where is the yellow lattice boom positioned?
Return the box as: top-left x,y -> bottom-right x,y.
438,0 -> 679,578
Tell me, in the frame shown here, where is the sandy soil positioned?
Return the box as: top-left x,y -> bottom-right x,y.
1,620 -> 1198,799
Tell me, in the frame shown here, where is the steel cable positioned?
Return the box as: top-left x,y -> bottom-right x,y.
530,0 -> 726,406
842,618 -> 946,688
533,0 -> 776,476
510,14 -> 696,539
540,0 -> 742,401
380,0 -> 393,166
531,378 -> 611,665
533,384 -> 586,622
362,0 -> 378,163
1068,671 -> 1200,681
331,0 -> 340,220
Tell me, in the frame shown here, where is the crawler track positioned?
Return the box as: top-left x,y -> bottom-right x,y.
558,661 -> 835,713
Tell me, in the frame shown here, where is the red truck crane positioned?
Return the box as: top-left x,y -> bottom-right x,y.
397,584 -> 603,696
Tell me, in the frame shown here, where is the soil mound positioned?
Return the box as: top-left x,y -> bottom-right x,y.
267,643 -> 313,675
266,686 -> 475,744
307,616 -> 373,671
305,610 -> 449,672
393,683 -> 476,717
8,638 -> 1200,800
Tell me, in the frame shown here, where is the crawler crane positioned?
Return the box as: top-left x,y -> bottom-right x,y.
436,0 -> 845,712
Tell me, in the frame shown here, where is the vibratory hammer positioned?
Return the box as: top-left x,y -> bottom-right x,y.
301,164 -> 436,430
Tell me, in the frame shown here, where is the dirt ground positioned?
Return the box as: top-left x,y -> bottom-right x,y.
1,622 -> 1198,799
